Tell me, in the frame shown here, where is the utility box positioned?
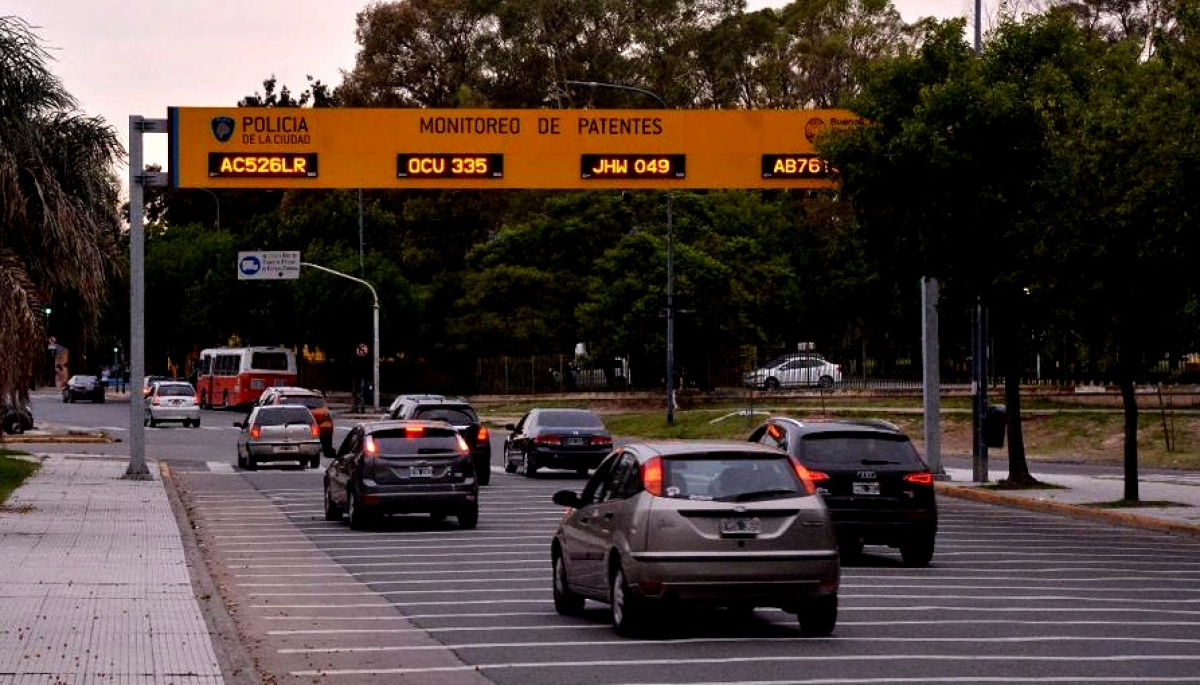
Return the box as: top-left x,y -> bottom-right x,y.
983,404 -> 1007,449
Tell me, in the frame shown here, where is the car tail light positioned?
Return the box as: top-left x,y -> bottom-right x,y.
364,435 -> 379,457
808,469 -> 831,483
477,425 -> 490,441
456,434 -> 469,452
642,456 -> 663,496
591,435 -> 613,446
405,425 -> 425,435
250,425 -> 260,439
535,435 -> 561,445
310,424 -> 320,438
904,472 -> 934,486
789,457 -> 817,495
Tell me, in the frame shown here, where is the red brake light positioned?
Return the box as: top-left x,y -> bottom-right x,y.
642,456 -> 664,496
405,425 -> 425,435
310,424 -> 320,438
808,469 -> 831,483
904,472 -> 934,486
250,425 -> 260,439
591,435 -> 612,446
535,435 -> 561,445
789,457 -> 817,494
477,425 -> 490,441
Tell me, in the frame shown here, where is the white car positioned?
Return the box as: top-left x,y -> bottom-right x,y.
145,381 -> 201,427
745,354 -> 842,390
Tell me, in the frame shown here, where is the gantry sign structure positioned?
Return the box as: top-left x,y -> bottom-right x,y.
169,107 -> 863,190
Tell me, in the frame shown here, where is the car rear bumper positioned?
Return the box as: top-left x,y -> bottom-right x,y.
532,447 -> 608,470
830,508 -> 938,541
149,406 -> 200,422
625,551 -> 840,607
358,481 -> 478,513
247,441 -> 322,462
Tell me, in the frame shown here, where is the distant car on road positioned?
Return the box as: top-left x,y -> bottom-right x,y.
234,405 -> 322,470
145,381 -> 201,428
503,408 -> 612,477
389,398 -> 492,485
323,419 -> 480,530
257,386 -> 335,458
62,375 -> 105,403
744,354 -> 841,390
749,417 -> 937,566
550,440 -> 840,636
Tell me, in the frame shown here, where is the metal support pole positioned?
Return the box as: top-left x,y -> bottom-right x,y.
921,277 -> 947,478
665,193 -> 675,425
125,117 -> 166,479
972,298 -> 989,482
300,262 -> 381,412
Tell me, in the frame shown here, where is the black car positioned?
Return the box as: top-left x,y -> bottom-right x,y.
62,375 -> 105,403
503,408 -> 613,477
389,399 -> 492,486
323,420 -> 480,530
749,417 -> 937,566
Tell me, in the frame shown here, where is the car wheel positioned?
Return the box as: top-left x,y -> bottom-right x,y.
246,454 -> 257,471
521,451 -> 538,478
818,375 -> 834,389
553,552 -> 585,616
503,454 -> 517,473
3,416 -> 22,435
764,377 -> 780,391
192,419 -> 201,428
347,488 -> 369,530
147,414 -> 158,428
236,449 -> 245,469
68,394 -> 75,404
323,481 -> 342,521
63,394 -> 69,404
199,392 -> 209,410
610,564 -> 645,637
309,457 -> 320,469
97,394 -> 105,404
477,460 -> 491,486
837,535 -> 864,561
797,593 -> 838,637
457,504 -> 479,529
900,536 -> 935,567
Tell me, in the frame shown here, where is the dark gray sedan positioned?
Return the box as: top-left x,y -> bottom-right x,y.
551,440 -> 840,637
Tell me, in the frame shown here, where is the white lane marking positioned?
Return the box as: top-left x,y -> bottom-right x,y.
206,461 -> 235,473
216,533 -> 548,546
262,611 -> 557,621
291,654 -> 1200,677
223,541 -> 547,555
233,560 -> 541,577
280,634 -> 1200,655
269,624 -> 613,636
226,550 -> 544,563
249,586 -> 546,597
241,576 -> 544,588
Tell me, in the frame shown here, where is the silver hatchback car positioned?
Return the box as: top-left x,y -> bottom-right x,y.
234,405 -> 322,470
551,441 -> 840,637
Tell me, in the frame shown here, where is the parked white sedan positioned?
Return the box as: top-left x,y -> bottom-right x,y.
144,381 -> 200,427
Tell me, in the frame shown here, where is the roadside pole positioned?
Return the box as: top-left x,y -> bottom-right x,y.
301,262 -> 381,412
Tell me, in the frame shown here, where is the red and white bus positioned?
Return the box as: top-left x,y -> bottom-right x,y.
194,347 -> 297,408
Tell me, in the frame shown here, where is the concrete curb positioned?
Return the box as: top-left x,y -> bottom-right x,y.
936,482 -> 1200,539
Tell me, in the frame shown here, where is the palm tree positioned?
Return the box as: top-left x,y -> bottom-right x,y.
1,15 -> 123,409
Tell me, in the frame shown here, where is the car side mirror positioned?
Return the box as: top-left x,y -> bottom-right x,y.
505,423 -> 516,432
552,490 -> 581,509
232,421 -> 244,429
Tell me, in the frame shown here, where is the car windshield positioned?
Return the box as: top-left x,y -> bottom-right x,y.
157,384 -> 195,397
414,407 -> 478,424
538,410 -> 603,429
799,433 -> 924,467
255,407 -> 313,426
660,453 -> 802,502
280,395 -> 326,410
370,428 -> 462,455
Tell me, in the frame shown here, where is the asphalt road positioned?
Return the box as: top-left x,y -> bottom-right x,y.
25,393 -> 1200,684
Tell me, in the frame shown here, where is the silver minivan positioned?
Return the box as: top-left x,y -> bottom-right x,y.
550,440 -> 840,636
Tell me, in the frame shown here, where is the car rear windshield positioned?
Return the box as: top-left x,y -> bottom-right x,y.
539,410 -> 604,429
662,453 -> 803,502
157,384 -> 195,397
256,407 -> 313,425
371,428 -> 462,455
280,395 -> 326,410
798,433 -> 924,468
414,407 -> 478,424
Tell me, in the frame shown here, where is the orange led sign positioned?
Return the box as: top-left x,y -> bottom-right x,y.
170,107 -> 863,189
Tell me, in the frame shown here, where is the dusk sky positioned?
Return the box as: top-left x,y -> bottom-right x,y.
8,0 -> 973,192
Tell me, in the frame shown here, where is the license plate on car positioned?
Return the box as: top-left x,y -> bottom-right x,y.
275,445 -> 299,453
409,466 -> 433,478
564,437 -> 586,446
853,482 -> 881,495
719,517 -> 762,536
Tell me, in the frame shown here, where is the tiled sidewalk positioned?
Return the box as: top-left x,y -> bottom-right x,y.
0,455 -> 224,684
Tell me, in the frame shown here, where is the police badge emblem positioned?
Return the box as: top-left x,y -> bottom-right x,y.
211,116 -> 235,143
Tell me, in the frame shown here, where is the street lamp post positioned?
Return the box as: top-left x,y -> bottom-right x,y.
300,261 -> 381,412
560,80 -> 675,422
197,188 -> 220,231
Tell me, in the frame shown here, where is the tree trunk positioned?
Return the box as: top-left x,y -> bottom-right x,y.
1004,368 -> 1036,485
1119,374 -> 1139,502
